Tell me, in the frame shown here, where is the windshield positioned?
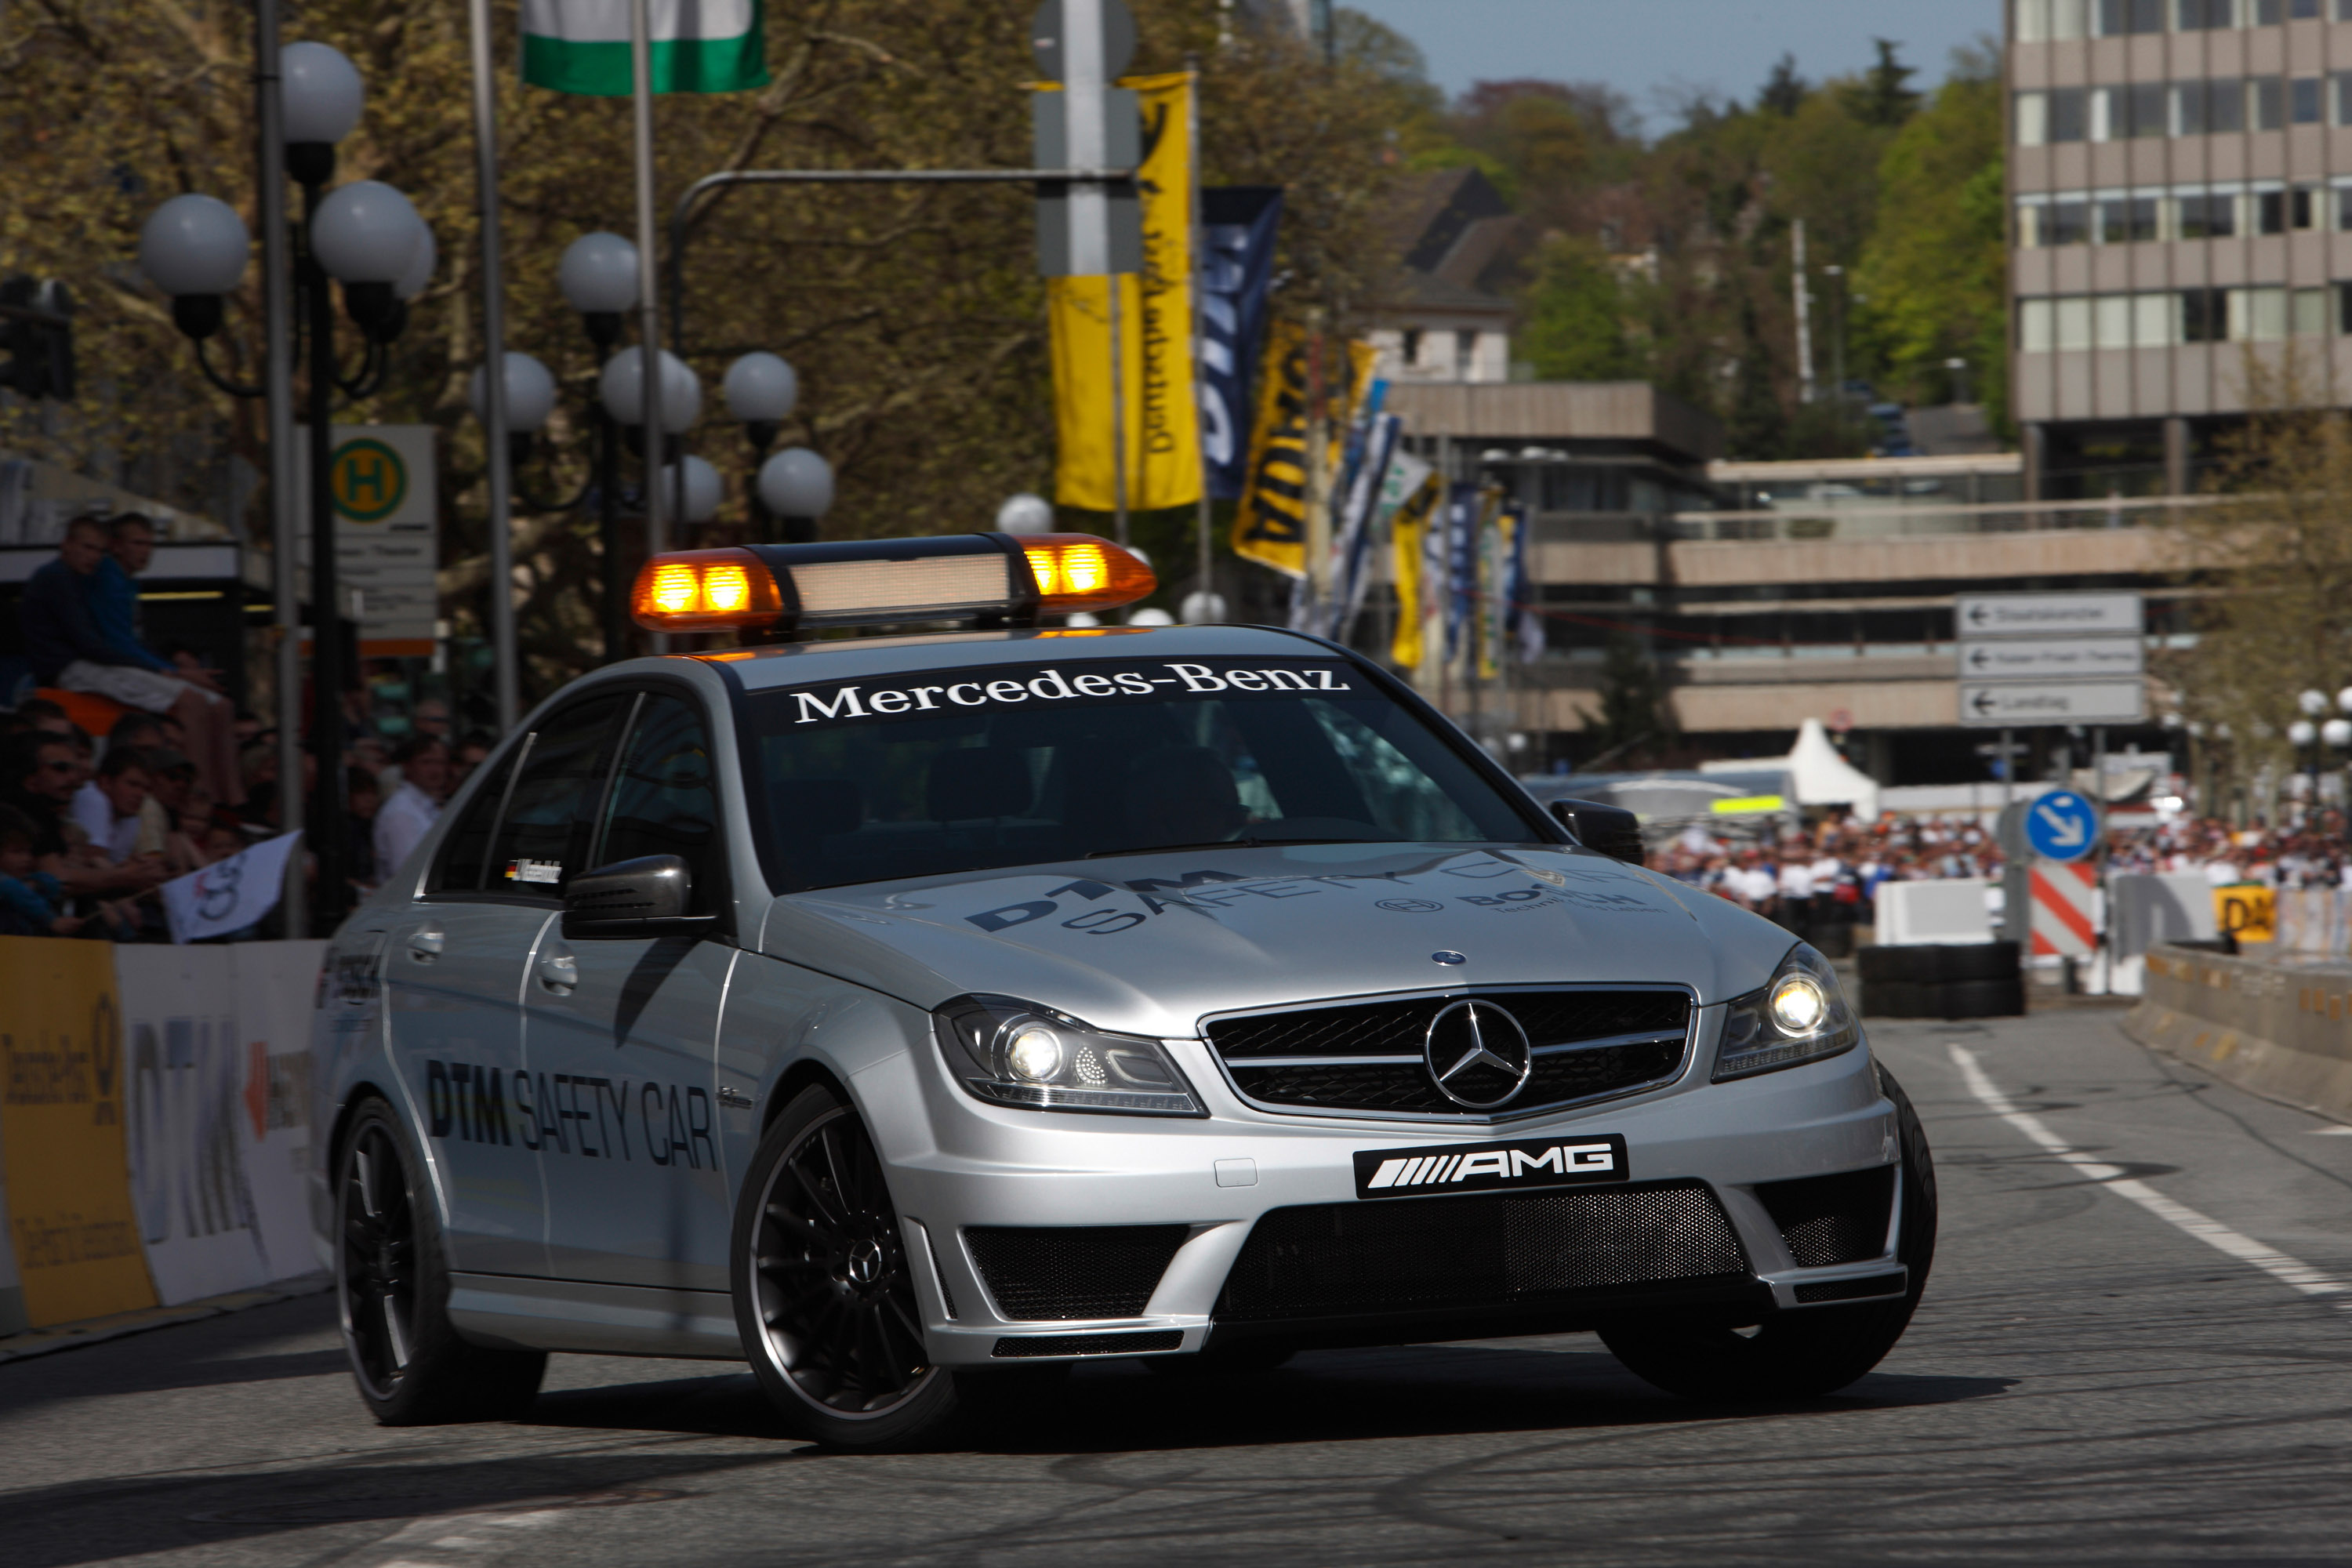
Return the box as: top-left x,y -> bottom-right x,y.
735,653 -> 1540,892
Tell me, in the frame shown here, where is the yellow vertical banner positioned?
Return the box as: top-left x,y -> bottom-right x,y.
1387,475 -> 1441,668
1230,325 -> 1377,578
1049,71 -> 1202,513
0,938 -> 155,1327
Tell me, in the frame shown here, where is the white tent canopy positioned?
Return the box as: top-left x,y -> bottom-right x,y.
1700,718 -> 1881,822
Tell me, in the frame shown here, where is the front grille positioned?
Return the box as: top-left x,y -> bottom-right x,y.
1216,1180 -> 1750,1321
992,1330 -> 1184,1358
1206,989 -> 1690,1117
1755,1166 -> 1896,1269
964,1225 -> 1189,1320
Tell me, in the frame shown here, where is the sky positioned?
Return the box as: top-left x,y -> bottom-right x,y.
1342,0 -> 1998,125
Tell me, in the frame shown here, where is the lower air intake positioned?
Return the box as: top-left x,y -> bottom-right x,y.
964,1224 -> 1189,1320
1216,1180 -> 1750,1321
1755,1166 -> 1896,1269
993,1330 -> 1184,1358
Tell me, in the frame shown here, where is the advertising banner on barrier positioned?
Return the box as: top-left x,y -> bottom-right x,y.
0,937 -> 155,1328
116,944 -> 324,1305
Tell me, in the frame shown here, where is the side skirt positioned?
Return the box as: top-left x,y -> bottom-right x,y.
448,1272 -> 744,1359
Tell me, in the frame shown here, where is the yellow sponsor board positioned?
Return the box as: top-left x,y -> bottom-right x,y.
2213,883 -> 2275,944
1710,795 -> 1788,815
0,938 -> 156,1327
1048,72 -> 1203,514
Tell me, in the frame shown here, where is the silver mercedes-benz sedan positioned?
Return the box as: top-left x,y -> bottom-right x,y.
310,532 -> 1933,1450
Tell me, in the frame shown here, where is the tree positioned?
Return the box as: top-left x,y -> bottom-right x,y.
1852,68 -> 2007,419
1759,56 -> 1807,118
1581,630 -> 1675,765
1838,39 -> 1921,129
1520,237 -> 1644,382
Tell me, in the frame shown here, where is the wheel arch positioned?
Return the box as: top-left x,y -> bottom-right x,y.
763,1058 -> 853,1133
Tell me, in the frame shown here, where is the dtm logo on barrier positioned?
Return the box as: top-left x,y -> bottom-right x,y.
1351,1134 -> 1630,1199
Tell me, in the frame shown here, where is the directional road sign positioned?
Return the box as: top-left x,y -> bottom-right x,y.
1957,637 -> 2145,681
1957,591 -> 2143,638
2024,789 -> 2100,862
1959,681 -> 2147,727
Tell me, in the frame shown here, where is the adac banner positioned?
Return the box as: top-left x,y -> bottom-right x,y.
1229,323 -> 1379,579
1197,186 -> 1283,501
1050,71 -> 1203,514
0,937 -> 153,1330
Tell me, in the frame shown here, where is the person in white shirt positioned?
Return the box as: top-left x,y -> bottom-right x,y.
372,737 -> 450,884
69,746 -> 158,863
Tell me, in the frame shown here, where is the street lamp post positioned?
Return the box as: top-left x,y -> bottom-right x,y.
599,343 -> 702,638
140,41 -> 426,931
722,352 -> 798,541
757,447 -> 835,544
2299,689 -> 2331,828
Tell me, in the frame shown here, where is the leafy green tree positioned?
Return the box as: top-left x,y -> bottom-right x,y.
1520,238 -> 1645,382
1581,630 -> 1675,765
1852,67 -> 2007,420
1838,39 -> 1922,129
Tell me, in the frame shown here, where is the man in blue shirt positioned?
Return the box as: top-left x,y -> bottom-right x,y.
20,514 -> 243,807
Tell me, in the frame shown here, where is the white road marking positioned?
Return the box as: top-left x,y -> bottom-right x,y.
2307,1127 -> 2352,1137
1948,1043 -> 2352,1308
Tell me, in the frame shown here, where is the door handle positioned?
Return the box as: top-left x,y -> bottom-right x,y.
406,922 -> 445,964
536,942 -> 579,995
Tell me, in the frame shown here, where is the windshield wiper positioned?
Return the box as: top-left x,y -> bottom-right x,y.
1084,837 -> 1374,859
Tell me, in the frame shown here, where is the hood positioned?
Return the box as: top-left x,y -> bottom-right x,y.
758,843 -> 1798,1039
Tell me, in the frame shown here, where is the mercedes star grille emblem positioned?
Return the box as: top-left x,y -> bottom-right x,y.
1423,999 -> 1534,1110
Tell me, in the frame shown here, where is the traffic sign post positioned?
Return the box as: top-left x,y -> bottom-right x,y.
1958,637 -> 2144,681
1961,681 -> 2147,727
2025,789 -> 2100,862
1956,590 -> 2145,730
1957,591 -> 2143,638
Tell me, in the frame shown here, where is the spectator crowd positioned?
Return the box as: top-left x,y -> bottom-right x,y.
1,512 -> 491,942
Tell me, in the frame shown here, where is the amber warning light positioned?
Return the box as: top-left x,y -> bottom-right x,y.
629,532 -> 1155,636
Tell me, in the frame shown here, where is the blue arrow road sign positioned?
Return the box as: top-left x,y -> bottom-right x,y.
2026,789 -> 2100,862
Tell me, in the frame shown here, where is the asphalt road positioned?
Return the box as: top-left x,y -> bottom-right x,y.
9,1009 -> 2352,1567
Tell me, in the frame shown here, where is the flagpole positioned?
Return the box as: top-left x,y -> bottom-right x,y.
630,0 -> 666,653
467,0 -> 519,730
1109,278 -> 1128,546
1185,61 -> 1213,618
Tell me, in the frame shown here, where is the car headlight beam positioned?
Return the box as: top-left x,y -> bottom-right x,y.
935,994 -> 1206,1117
1715,945 -> 1860,1081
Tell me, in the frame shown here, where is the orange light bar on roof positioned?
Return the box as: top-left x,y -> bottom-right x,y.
1022,533 -> 1156,613
630,548 -> 786,631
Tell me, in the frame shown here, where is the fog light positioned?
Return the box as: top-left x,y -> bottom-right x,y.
1005,1024 -> 1063,1083
1769,972 -> 1828,1035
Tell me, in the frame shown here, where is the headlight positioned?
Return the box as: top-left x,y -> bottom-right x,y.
1714,945 -> 1860,1081
934,994 -> 1206,1116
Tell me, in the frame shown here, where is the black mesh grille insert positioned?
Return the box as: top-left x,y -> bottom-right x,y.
993,1330 -> 1184,1358
1794,1271 -> 1906,1305
1217,1180 -> 1750,1321
964,1225 -> 1189,1320
1755,1166 -> 1896,1269
1207,990 -> 1689,1116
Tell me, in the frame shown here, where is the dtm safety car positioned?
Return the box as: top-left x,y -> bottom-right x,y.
310,530 -> 1934,1450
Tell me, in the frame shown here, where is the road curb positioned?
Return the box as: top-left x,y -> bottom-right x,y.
0,1272 -> 333,1367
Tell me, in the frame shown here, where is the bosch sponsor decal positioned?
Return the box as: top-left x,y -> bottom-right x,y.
771,659 -> 1355,728
1352,1134 -> 1629,1199
423,1059 -> 717,1169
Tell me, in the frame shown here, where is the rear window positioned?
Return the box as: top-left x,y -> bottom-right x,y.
735,655 -> 1537,893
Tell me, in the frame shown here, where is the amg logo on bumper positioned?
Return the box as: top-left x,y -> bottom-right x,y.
1352,1134 -> 1629,1199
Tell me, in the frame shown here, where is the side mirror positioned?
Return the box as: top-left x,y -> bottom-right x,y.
1548,798 -> 1646,867
562,854 -> 716,939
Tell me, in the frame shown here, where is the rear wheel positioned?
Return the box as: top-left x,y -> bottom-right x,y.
336,1099 -> 545,1425
1599,1062 -> 1936,1402
731,1085 -> 960,1451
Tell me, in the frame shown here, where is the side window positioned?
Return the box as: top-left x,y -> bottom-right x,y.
596,695 -> 719,913
427,748 -> 519,893
485,694 -> 631,896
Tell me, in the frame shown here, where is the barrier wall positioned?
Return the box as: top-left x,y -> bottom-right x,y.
0,936 -> 328,1334
2125,944 -> 2352,1125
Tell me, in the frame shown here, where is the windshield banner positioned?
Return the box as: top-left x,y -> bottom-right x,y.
764,657 -> 1362,729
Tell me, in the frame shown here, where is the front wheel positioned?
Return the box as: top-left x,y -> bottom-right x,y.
336,1098 -> 545,1424
731,1085 -> 960,1451
1599,1060 -> 1936,1402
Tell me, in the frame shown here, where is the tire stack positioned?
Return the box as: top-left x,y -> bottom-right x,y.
1857,942 -> 2024,1019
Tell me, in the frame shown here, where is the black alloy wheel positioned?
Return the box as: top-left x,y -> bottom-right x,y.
334,1099 -> 545,1425
733,1086 -> 957,1449
340,1116 -> 419,1399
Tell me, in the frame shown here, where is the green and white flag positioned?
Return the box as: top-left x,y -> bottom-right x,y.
521,0 -> 769,96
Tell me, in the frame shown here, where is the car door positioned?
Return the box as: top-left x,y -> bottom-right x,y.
525,689 -> 735,1290
384,739 -> 552,1276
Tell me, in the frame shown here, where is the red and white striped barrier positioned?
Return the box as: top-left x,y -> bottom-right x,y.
2031,862 -> 2100,957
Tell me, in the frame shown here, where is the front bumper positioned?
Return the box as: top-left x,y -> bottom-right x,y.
865,1014 -> 1905,1367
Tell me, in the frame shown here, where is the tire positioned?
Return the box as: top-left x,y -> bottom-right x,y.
1861,978 -> 1936,1018
731,1084 -> 960,1452
1933,941 -> 2020,983
1598,1061 -> 1936,1403
1859,942 -> 2017,985
336,1098 -> 546,1425
1938,977 -> 2025,1018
